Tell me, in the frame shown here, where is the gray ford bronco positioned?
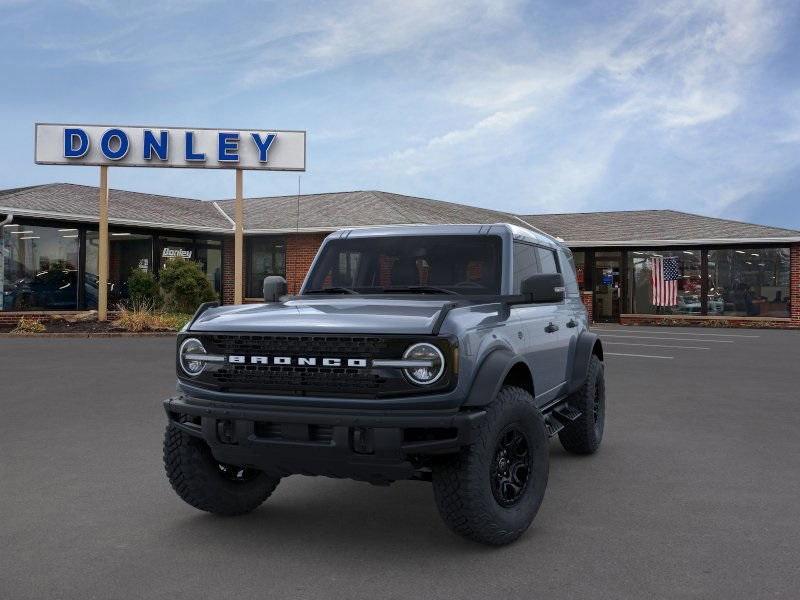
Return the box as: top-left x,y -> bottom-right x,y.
163,223 -> 605,545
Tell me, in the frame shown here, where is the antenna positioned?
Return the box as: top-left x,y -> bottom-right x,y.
296,175 -> 301,231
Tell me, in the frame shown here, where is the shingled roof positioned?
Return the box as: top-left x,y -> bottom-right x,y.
518,210 -> 800,245
0,183 -> 230,232
1,183 -> 798,243
214,190 -> 514,231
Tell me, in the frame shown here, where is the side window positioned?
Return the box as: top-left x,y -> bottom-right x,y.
560,249 -> 580,295
536,247 -> 559,274
513,242 -> 540,293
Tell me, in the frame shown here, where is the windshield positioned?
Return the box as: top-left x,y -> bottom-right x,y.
303,235 -> 502,295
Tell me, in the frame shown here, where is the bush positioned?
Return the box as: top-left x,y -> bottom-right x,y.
113,301 -> 192,332
159,259 -> 217,314
11,317 -> 46,334
127,269 -> 162,308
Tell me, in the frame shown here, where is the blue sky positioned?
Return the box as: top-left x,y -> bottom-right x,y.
1,0 -> 799,228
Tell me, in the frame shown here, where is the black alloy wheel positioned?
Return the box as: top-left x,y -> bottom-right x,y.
216,463 -> 261,483
490,424 -> 532,507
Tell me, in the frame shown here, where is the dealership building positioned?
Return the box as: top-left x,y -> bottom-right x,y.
1,182 -> 799,328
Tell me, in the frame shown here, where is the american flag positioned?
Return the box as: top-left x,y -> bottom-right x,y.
651,256 -> 679,306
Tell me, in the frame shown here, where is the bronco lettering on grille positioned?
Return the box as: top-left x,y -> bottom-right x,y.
227,356 -> 369,368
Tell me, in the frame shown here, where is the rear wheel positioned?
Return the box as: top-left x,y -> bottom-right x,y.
163,421 -> 280,516
432,386 -> 549,545
559,354 -> 605,454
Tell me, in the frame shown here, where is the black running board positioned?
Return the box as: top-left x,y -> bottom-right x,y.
543,403 -> 582,437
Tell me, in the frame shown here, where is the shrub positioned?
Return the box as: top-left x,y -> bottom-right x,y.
127,269 -> 162,308
113,301 -> 190,332
158,259 -> 217,314
11,316 -> 46,334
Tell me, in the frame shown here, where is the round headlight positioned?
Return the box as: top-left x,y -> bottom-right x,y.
403,342 -> 445,386
179,337 -> 207,377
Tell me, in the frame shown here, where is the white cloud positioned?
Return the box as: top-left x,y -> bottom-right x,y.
379,106 -> 536,175
238,0 -> 520,88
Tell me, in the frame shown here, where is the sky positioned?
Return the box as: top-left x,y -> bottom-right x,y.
1,0 -> 799,229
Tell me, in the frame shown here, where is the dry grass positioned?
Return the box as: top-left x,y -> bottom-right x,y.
113,301 -> 191,332
11,317 -> 46,334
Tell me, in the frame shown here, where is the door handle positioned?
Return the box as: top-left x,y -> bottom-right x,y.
566,319 -> 577,328
544,322 -> 559,333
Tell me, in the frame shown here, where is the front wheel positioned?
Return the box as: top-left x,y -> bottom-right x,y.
163,421 -> 280,516
432,386 -> 549,545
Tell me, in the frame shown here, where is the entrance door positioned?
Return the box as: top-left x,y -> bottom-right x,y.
593,251 -> 622,322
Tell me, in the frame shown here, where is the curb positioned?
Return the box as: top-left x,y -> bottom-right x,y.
0,332 -> 178,338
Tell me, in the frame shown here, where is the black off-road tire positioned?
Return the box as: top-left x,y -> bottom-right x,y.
432,386 -> 549,546
163,422 -> 280,516
558,354 -> 605,455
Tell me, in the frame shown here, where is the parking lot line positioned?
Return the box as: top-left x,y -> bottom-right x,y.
599,334 -> 734,343
604,342 -> 710,350
605,352 -> 674,359
596,329 -> 759,338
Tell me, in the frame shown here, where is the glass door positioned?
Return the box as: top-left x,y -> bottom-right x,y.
593,251 -> 622,322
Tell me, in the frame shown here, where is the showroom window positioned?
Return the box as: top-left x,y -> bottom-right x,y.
196,240 -> 223,299
85,230 -> 154,308
707,248 -> 790,318
1,223 -> 80,310
159,236 -> 195,271
246,236 -> 285,297
628,249 -> 702,315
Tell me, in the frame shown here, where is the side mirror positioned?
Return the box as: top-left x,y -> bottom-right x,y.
263,275 -> 288,302
521,273 -> 565,303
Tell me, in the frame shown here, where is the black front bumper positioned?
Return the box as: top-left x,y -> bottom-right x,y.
164,395 -> 485,483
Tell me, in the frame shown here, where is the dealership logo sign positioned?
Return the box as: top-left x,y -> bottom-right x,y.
34,123 -> 306,171
162,247 -> 193,260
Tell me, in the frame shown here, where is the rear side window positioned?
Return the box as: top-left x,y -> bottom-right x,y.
560,249 -> 580,295
513,242 -> 540,293
536,247 -> 559,274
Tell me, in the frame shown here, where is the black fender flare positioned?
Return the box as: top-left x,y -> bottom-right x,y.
464,347 -> 527,407
568,331 -> 603,394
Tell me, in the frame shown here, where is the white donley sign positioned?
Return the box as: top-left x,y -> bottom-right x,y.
34,123 -> 306,171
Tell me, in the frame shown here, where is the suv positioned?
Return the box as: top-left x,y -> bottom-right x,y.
163,224 -> 605,545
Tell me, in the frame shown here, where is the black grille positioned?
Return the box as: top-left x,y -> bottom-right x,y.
184,334 -> 453,398
206,334 -> 390,358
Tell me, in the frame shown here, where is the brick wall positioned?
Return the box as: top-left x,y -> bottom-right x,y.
222,237 -> 235,305
619,314 -> 798,329
219,233 -> 326,302
580,291 -> 593,323
285,233 -> 327,294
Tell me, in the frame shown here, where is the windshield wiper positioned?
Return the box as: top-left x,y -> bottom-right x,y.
382,285 -> 458,295
305,287 -> 359,295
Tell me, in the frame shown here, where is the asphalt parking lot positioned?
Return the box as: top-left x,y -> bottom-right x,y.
1,326 -> 799,600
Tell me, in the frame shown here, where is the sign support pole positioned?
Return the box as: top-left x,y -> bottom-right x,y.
98,166 -> 109,321
234,168 -> 244,305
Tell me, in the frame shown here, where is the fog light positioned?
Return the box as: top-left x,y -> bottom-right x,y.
403,343 -> 445,386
